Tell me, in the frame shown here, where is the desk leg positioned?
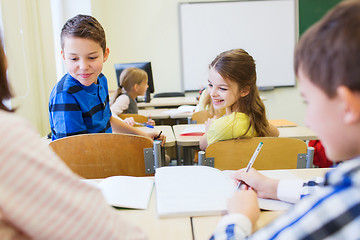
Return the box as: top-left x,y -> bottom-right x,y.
183,146 -> 193,165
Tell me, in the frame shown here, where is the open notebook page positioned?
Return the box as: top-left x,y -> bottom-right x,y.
155,166 -> 301,218
82,176 -> 154,209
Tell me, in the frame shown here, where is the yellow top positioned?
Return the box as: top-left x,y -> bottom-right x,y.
207,112 -> 256,146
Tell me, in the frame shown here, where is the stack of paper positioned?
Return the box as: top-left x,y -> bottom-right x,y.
163,105 -> 196,115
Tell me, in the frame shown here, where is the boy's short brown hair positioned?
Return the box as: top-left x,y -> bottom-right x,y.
295,0 -> 360,98
60,14 -> 106,54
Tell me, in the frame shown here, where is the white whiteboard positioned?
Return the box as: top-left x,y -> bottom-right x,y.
179,0 -> 297,91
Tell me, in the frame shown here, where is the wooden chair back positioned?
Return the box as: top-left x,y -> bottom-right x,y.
205,137 -> 307,170
49,133 -> 153,178
191,110 -> 213,124
118,113 -> 148,124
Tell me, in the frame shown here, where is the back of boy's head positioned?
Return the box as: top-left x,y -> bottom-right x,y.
61,14 -> 106,54
119,67 -> 148,92
295,0 -> 360,98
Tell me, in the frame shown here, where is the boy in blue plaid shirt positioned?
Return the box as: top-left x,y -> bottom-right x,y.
211,1 -> 360,239
49,15 -> 165,144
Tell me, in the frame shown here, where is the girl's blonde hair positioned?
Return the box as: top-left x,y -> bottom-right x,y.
210,48 -> 272,137
110,67 -> 148,105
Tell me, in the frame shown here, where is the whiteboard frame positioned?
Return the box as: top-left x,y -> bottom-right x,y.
179,0 -> 298,91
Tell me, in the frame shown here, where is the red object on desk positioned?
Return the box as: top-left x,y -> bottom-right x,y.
180,132 -> 205,136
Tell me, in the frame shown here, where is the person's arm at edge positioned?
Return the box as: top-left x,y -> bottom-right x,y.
268,122 -> 280,137
110,116 -> 166,146
199,133 -> 208,150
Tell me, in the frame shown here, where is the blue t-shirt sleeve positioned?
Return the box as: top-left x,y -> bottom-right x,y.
49,91 -> 86,140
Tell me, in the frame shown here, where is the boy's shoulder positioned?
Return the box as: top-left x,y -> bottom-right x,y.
51,73 -> 83,96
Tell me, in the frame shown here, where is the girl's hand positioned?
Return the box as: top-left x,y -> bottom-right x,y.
231,168 -> 279,200
227,190 -> 260,225
204,118 -> 212,132
123,117 -> 135,126
146,119 -> 156,126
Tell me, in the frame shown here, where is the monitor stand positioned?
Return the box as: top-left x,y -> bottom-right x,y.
144,88 -> 151,103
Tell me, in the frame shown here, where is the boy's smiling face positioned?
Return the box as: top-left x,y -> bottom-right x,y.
62,36 -> 109,86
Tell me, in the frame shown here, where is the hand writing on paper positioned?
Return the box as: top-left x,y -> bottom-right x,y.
231,168 -> 280,200
146,132 -> 166,147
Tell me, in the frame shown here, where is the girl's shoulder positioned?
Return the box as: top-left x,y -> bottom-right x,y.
219,112 -> 248,121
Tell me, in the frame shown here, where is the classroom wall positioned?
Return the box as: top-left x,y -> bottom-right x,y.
0,0 -> 57,136
91,0 -> 307,126
1,0 -> 339,135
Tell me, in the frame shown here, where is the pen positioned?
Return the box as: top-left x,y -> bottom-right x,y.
134,122 -> 154,128
237,142 -> 263,190
154,131 -> 162,140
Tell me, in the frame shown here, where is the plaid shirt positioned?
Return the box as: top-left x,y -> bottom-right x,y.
211,158 -> 360,240
49,73 -> 112,140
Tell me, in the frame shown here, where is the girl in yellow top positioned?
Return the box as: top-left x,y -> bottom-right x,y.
199,49 -> 279,150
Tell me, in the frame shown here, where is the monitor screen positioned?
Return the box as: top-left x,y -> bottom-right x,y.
114,62 -> 154,102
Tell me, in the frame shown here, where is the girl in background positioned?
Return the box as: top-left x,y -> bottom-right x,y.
110,67 -> 155,126
199,49 -> 279,150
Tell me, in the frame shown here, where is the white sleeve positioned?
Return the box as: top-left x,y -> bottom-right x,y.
277,179 -> 304,203
211,213 -> 252,240
110,94 -> 130,115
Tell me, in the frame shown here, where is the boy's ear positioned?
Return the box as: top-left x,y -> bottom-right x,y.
240,86 -> 250,97
61,50 -> 65,60
103,48 -> 110,62
337,86 -> 360,124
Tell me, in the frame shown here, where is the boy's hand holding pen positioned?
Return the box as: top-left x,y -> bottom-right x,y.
153,131 -> 166,146
236,142 -> 263,190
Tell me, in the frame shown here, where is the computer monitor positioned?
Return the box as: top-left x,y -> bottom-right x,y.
114,62 -> 154,102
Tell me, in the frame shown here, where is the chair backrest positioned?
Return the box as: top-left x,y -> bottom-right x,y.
205,137 -> 308,170
118,113 -> 148,124
49,133 -> 154,178
191,110 -> 213,124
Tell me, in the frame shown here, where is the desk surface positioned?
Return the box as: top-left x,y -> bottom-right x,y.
138,125 -> 176,147
137,96 -> 198,108
173,124 -> 318,147
172,124 -> 204,147
191,168 -> 329,240
116,185 -> 193,240
278,126 -> 318,141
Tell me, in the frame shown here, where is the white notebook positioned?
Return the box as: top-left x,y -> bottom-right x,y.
82,176 -> 154,209
155,166 -> 299,218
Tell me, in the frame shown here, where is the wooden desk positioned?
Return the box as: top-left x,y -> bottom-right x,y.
138,125 -> 176,148
139,108 -> 194,125
191,168 -> 329,239
137,96 -> 198,108
116,186 -> 193,240
138,109 -> 170,120
278,126 -> 318,141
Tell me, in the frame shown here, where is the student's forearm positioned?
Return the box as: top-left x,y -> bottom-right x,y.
268,123 -> 279,137
199,134 -> 208,150
110,116 -> 149,137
